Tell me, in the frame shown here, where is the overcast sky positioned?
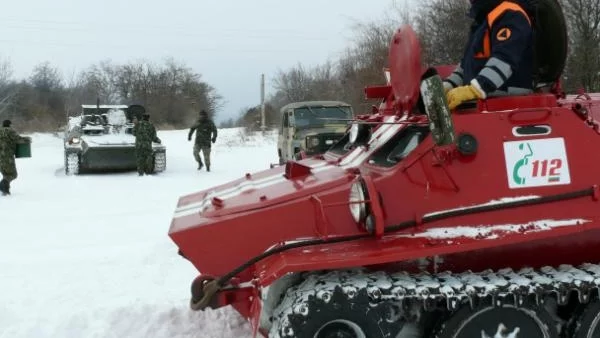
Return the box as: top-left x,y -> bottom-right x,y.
1,0 -> 416,123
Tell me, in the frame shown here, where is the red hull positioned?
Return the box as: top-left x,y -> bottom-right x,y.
167,24 -> 600,337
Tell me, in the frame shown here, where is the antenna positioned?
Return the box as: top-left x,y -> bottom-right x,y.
260,74 -> 266,131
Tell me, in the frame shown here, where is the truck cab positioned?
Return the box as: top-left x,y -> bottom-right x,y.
277,101 -> 352,164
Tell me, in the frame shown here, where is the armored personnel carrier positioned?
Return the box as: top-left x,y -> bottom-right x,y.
168,1 -> 600,337
64,104 -> 166,175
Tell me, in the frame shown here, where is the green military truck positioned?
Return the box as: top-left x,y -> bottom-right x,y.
277,101 -> 353,164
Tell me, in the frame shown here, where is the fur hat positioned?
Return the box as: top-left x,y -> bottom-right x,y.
2,119 -> 11,127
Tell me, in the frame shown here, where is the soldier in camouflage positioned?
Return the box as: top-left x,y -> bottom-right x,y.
188,110 -> 217,171
0,120 -> 29,195
132,113 -> 161,176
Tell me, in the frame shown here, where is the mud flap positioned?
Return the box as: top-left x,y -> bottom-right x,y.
420,68 -> 456,146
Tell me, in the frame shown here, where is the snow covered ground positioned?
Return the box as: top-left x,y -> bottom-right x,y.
0,127 -> 278,338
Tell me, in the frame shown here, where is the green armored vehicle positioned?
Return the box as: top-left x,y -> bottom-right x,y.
277,101 -> 352,164
63,104 -> 166,175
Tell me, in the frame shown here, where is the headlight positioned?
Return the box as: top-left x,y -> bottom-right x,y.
310,137 -> 320,147
70,137 -> 80,144
349,123 -> 359,144
349,123 -> 371,146
349,180 -> 367,223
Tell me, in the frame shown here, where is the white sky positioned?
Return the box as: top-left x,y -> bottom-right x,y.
1,0 -> 417,123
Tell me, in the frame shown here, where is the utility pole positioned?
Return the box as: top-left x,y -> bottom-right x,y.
260,74 -> 266,132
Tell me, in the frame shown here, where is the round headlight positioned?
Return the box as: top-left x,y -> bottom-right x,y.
70,137 -> 80,144
349,181 -> 367,223
349,123 -> 370,146
310,138 -> 320,147
349,123 -> 359,144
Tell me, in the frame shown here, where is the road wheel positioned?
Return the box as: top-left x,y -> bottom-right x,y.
434,300 -> 557,338
65,153 -> 80,175
570,299 -> 600,338
271,286 -> 403,338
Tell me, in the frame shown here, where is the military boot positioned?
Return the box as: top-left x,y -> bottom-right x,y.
198,162 -> 204,170
206,165 -> 210,172
0,179 -> 8,196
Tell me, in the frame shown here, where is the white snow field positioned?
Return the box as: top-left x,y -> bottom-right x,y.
0,128 -> 279,338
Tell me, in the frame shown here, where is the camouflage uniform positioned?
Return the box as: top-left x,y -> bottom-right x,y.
0,124 -> 28,195
132,118 -> 161,175
188,112 -> 217,171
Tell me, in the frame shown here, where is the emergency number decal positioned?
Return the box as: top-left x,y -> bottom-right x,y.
503,138 -> 571,189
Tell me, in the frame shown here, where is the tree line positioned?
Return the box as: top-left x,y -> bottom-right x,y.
0,58 -> 222,132
231,0 -> 600,130
3,0 -> 598,132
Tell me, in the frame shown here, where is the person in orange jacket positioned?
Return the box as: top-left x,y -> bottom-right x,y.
444,0 -> 534,110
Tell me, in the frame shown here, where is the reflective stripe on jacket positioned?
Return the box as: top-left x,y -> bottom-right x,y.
447,1 -> 534,96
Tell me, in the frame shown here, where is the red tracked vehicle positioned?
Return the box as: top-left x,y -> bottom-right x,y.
169,3 -> 600,338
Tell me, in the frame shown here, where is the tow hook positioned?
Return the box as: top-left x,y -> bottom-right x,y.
190,276 -> 221,311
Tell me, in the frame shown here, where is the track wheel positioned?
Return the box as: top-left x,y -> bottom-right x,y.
65,153 -> 80,175
272,286 -> 403,338
435,300 -> 557,338
570,299 -> 600,337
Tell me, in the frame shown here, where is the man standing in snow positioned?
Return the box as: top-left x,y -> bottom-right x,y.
188,110 -> 217,172
0,120 -> 29,195
132,113 -> 161,176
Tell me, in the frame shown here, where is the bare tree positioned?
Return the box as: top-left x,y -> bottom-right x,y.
414,0 -> 471,66
30,62 -> 63,92
272,61 -> 342,106
81,60 -> 120,104
28,62 -> 66,126
66,58 -> 224,127
561,0 -> 600,91
0,57 -> 13,88
236,104 -> 279,131
272,63 -> 314,102
0,58 -> 16,120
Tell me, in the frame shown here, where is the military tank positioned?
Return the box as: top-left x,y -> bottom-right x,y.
63,103 -> 166,175
168,2 -> 600,337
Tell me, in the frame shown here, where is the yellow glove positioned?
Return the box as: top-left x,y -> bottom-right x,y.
446,84 -> 485,110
